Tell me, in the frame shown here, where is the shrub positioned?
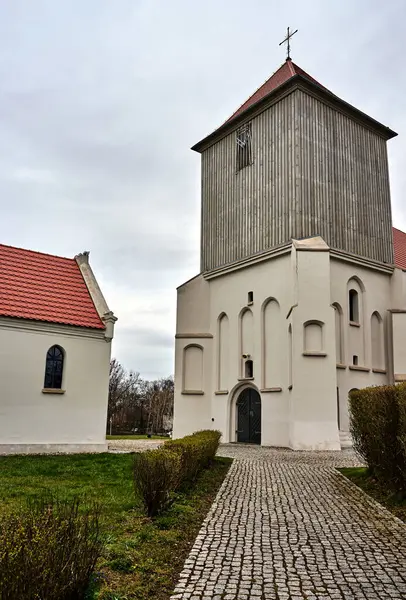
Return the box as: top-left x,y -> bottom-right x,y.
349,385 -> 406,495
134,430 -> 222,517
396,383 -> 406,493
133,448 -> 181,517
165,430 -> 222,485
0,498 -> 103,600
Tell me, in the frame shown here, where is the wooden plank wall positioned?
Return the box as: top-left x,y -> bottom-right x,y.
200,90 -> 393,272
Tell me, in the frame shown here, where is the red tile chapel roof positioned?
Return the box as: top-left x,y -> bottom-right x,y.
0,244 -> 104,329
393,227 -> 406,270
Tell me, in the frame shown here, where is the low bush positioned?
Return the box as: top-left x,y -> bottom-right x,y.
397,384 -> 406,493
0,497 -> 103,600
165,430 -> 222,484
134,430 -> 222,517
133,448 -> 181,517
349,384 -> 406,496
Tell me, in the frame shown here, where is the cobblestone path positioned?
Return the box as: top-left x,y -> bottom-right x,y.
171,445 -> 406,600
108,438 -> 162,452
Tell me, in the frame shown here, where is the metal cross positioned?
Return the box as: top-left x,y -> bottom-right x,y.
279,27 -> 298,60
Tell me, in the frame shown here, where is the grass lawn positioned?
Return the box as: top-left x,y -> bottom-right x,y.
106,434 -> 167,440
340,467 -> 406,523
0,453 -> 231,599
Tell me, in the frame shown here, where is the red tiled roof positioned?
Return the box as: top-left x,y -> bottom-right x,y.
393,227 -> 406,270
0,244 -> 105,329
224,58 -> 327,125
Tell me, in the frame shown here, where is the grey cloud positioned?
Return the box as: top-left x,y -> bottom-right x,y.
0,0 -> 405,377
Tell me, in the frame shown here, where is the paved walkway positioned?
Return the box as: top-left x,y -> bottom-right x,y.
108,438 -> 163,452
171,445 -> 406,600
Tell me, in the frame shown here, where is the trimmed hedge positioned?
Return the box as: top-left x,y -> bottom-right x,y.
133,448 -> 182,517
134,430 -> 222,517
349,384 -> 406,496
166,430 -> 222,483
0,498 -> 102,600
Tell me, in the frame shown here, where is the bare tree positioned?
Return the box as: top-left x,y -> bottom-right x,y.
141,377 -> 174,434
107,359 -> 141,434
108,359 -> 174,435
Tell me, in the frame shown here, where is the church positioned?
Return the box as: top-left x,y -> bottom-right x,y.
173,54 -> 406,450
0,244 -> 116,454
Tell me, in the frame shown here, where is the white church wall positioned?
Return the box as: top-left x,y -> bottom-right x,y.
174,242 -> 405,447
208,253 -> 292,445
173,274 -> 213,438
0,319 -> 111,453
173,337 -> 212,438
392,312 -> 406,382
289,245 -> 340,450
176,275 -> 210,333
330,258 -> 392,431
389,269 -> 406,385
390,267 -> 406,307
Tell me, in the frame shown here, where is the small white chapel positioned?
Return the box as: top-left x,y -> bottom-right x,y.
173,49 -> 406,450
0,244 -> 116,454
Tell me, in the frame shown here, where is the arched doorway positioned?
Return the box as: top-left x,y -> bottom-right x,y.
236,388 -> 261,444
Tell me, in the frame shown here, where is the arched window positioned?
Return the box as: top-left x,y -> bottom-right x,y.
44,345 -> 64,389
349,289 -> 359,323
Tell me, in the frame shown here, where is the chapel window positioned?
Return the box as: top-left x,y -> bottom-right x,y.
44,345 -> 64,389
349,289 -> 359,323
248,291 -> 254,304
236,123 -> 252,171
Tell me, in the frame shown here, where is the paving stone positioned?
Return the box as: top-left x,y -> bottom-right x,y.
170,445 -> 406,599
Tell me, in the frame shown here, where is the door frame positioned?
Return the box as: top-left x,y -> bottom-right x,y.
228,382 -> 262,444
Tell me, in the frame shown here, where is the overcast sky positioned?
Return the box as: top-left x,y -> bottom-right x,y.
1,1 -> 405,379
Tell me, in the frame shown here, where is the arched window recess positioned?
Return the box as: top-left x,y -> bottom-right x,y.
43,345 -> 65,391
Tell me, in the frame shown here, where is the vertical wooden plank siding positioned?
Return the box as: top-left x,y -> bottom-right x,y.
200,89 -> 394,272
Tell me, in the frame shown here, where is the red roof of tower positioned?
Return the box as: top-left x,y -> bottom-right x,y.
224,58 -> 326,125
192,58 -> 396,151
0,244 -> 105,329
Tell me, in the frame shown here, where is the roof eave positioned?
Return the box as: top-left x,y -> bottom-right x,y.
192,75 -> 397,153
191,76 -> 299,153
0,314 -> 106,331
299,76 -> 397,141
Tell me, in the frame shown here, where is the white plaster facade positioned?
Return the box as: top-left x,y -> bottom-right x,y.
0,250 -> 116,454
173,240 -> 406,450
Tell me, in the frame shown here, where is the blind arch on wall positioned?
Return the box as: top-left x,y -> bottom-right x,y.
371,311 -> 384,370
217,312 -> 229,391
261,297 -> 280,388
332,303 -> 344,364
182,344 -> 204,393
303,320 -> 324,353
239,307 -> 254,378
